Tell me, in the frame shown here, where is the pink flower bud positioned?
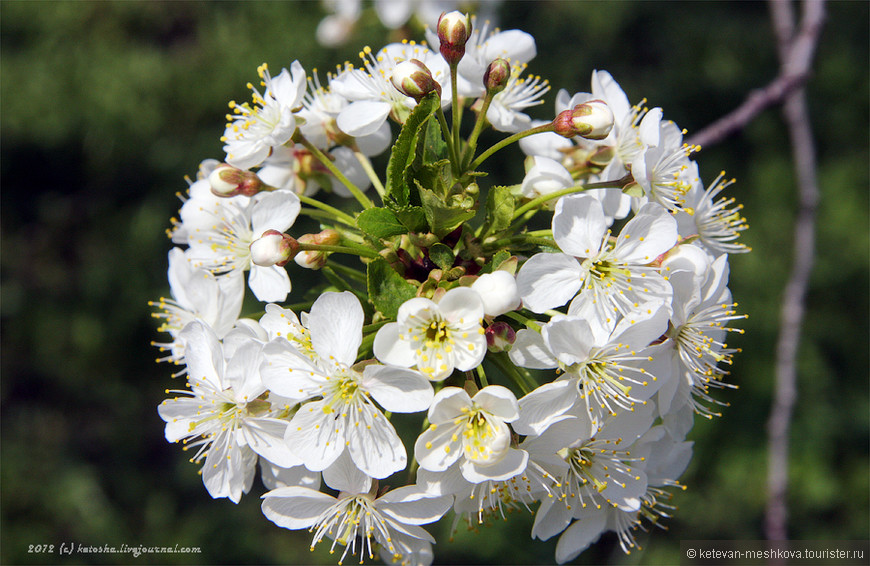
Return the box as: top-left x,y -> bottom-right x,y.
208,164 -> 264,197
484,58 -> 511,95
437,11 -> 471,65
249,230 -> 298,267
390,59 -> 441,102
553,99 -> 614,140
293,229 -> 339,270
485,322 -> 517,353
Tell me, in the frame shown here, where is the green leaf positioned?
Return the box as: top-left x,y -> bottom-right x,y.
356,208 -> 407,239
385,91 -> 441,209
484,185 -> 515,236
428,243 -> 455,270
423,113 -> 448,162
393,206 -> 428,233
418,185 -> 477,238
484,250 -> 512,274
367,259 -> 418,319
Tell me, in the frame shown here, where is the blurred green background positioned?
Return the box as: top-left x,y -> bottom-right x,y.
1,1 -> 867,564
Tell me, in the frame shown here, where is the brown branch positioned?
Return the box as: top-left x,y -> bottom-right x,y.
686,0 -> 825,149
765,0 -> 825,543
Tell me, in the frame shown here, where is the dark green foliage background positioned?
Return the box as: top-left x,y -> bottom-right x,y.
1,1 -> 867,564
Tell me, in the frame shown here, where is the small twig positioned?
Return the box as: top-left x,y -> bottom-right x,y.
686,0 -> 825,149
765,0 -> 825,543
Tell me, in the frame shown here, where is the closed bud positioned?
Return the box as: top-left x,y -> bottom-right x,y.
553,99 -> 614,140
437,11 -> 471,65
471,270 -> 521,316
250,230 -> 298,267
485,322 -> 517,353
208,164 -> 264,197
390,59 -> 441,102
483,58 -> 511,96
294,229 -> 339,270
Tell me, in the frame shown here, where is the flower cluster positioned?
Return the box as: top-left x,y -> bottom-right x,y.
152,10 -> 749,565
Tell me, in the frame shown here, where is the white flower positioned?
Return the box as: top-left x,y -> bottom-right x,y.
674,171 -> 751,255
510,302 -> 670,421
471,271 -> 520,317
373,287 -> 486,381
487,63 -> 550,133
187,190 -> 301,302
520,156 -> 574,202
516,194 -> 676,320
150,247 -> 244,365
331,42 -> 449,137
629,119 -> 696,210
158,321 -> 299,503
262,451 -> 451,566
222,62 -> 307,170
261,291 -> 434,478
415,385 -> 528,483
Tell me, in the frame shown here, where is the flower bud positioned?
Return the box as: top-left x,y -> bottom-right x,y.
437,11 -> 472,65
485,321 -> 517,353
553,99 -> 614,140
390,59 -> 441,102
294,229 -> 340,270
208,164 -> 264,197
250,230 -> 298,267
483,58 -> 511,96
471,270 -> 521,317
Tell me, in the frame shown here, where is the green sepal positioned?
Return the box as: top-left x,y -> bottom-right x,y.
366,258 -> 419,319
622,182 -> 645,198
356,208 -> 408,239
393,205 -> 429,233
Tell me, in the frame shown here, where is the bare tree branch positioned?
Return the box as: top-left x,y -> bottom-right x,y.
765,0 -> 825,543
686,0 -> 825,149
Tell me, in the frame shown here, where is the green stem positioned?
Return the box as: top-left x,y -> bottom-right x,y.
511,184 -> 587,220
482,235 -> 556,251
462,92 -> 494,169
297,134 -> 375,209
327,261 -> 367,283
502,310 -> 543,332
450,62 -> 462,167
353,150 -> 386,200
437,107 -> 460,178
298,194 -> 357,226
468,123 -> 555,171
476,364 -> 490,388
488,352 -> 532,395
298,242 -> 380,259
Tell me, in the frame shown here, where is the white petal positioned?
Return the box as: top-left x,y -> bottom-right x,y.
158,397 -> 199,442
372,323 -> 417,368
448,331 -> 487,372
251,189 -> 301,233
472,385 -> 519,421
438,287 -> 484,325
613,202 -> 677,263
337,100 -> 392,137
202,430 -> 252,503
541,317 -> 595,366
241,417 -> 300,468
347,402 -> 407,479
514,381 -> 577,437
532,496 -> 573,541
248,265 -> 290,303
260,461 -> 321,491
308,291 -> 363,366
460,447 -> 528,483
362,365 -> 433,413
509,329 -> 558,369
552,194 -> 607,258
554,512 -> 607,563
178,321 -> 223,389
261,486 -> 336,530
427,387 -> 471,423
516,253 -> 583,313
321,450 -> 371,494
610,301 -> 670,350
377,485 -> 453,525
285,400 -> 345,471
414,422 -> 463,472
259,338 -> 325,399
